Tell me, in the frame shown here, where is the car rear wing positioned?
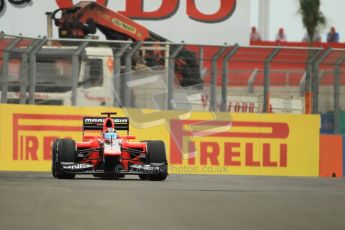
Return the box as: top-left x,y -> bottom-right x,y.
83,117 -> 129,132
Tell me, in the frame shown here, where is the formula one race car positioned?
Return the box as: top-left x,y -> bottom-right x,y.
51,112 -> 168,181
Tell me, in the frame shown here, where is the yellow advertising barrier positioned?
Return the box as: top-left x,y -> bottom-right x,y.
0,104 -> 320,176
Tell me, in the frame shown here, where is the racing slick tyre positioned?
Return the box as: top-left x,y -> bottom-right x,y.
102,156 -> 120,180
145,140 -> 168,181
138,174 -> 148,180
51,139 -> 76,179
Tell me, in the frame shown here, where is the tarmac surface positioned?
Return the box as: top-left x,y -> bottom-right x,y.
0,172 -> 345,230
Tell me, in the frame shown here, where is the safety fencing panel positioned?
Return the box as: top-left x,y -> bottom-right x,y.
0,104 -> 320,176
1,34 -> 345,133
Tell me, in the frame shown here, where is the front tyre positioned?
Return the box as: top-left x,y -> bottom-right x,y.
51,139 -> 76,179
145,140 -> 168,181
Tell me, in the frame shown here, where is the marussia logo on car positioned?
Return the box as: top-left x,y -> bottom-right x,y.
84,118 -> 128,123
84,118 -> 104,123
114,119 -> 128,123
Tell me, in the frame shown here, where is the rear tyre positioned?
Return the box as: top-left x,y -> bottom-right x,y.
93,174 -> 103,178
102,156 -> 120,180
51,139 -> 76,179
145,140 -> 168,181
118,174 -> 125,179
138,174 -> 148,180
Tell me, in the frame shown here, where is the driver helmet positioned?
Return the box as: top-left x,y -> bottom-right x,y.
103,128 -> 117,141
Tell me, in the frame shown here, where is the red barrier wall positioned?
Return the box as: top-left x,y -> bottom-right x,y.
319,135 -> 343,178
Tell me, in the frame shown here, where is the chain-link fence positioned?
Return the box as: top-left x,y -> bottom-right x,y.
1,32 -> 345,133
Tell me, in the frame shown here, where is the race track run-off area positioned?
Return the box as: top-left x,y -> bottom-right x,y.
0,172 -> 345,230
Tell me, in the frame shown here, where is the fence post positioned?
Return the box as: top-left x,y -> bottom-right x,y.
113,43 -> 131,107
71,41 -> 88,106
304,49 -> 321,114
210,46 -> 227,111
123,41 -> 142,107
263,48 -> 280,113
312,48 -> 331,114
18,39 -> 45,104
168,44 -> 184,110
221,44 -> 239,112
1,37 -> 22,103
199,46 -> 204,80
334,53 -> 345,133
28,38 -> 47,104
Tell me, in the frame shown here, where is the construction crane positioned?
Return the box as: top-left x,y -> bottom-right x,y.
52,1 -> 202,87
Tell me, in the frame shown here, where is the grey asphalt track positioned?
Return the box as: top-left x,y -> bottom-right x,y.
0,172 -> 345,230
